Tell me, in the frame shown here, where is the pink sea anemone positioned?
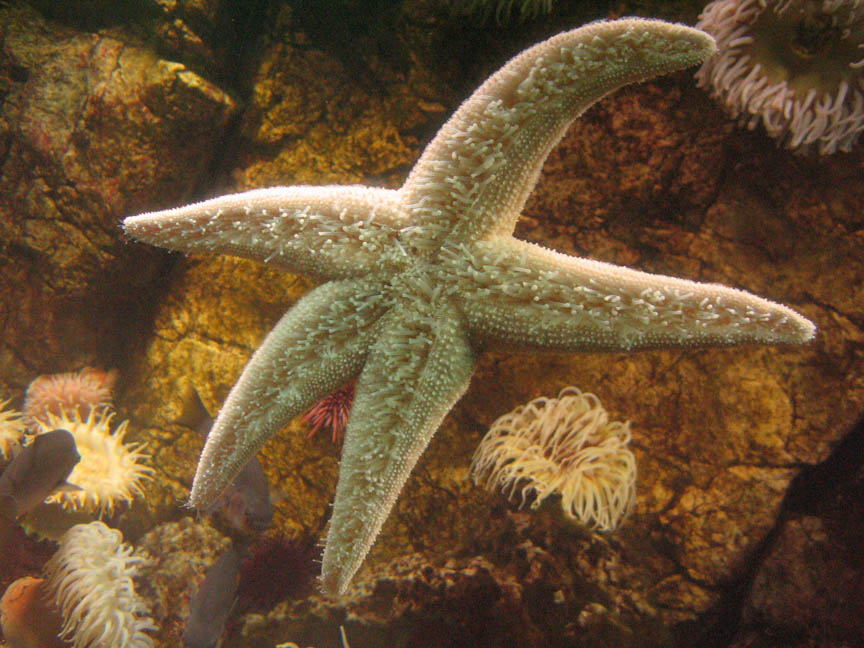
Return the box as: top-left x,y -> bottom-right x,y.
24,367 -> 118,423
695,0 -> 864,154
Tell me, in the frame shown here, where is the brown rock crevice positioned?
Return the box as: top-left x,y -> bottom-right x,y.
688,414 -> 864,647
0,4 -> 236,393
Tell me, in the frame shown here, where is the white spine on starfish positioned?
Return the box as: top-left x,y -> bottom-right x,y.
124,186 -> 407,281
190,277 -> 390,509
400,19 -> 717,254
448,238 -> 815,351
320,299 -> 475,594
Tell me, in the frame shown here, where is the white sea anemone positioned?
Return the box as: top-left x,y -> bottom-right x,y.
24,367 -> 117,423
696,0 -> 864,154
459,0 -> 554,23
35,409 -> 153,515
43,521 -> 156,648
0,398 -> 26,459
470,387 -> 636,532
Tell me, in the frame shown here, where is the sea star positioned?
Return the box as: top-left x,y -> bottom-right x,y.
123,18 -> 815,594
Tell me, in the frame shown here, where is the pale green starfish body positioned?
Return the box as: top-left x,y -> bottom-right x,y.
123,18 -> 815,594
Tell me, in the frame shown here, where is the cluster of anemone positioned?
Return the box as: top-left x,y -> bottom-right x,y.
9,367 -> 153,538
0,522 -> 156,648
696,0 -> 864,154
470,387 -> 637,533
43,521 -> 156,648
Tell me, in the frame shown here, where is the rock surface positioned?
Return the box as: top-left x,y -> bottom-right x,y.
0,1 -> 861,647
0,4 -> 236,395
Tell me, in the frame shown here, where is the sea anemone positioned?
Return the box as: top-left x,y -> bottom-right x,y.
43,521 -> 156,648
695,0 -> 864,154
34,408 -> 152,516
0,576 -> 66,648
470,387 -> 636,532
459,0 -> 554,23
24,367 -> 118,423
302,382 -> 355,443
0,398 -> 27,459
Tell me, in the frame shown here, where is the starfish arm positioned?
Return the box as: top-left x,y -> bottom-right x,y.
124,186 -> 407,282
189,277 -> 389,510
399,19 -> 717,251
320,299 -> 476,594
448,238 -> 815,352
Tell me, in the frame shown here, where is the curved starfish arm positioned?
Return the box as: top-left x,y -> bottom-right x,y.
189,277 -> 389,510
320,300 -> 476,594
449,238 -> 815,353
400,19 -> 716,252
124,186 -> 407,282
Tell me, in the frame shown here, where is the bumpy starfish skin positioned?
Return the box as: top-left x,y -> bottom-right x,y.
124,19 -> 815,594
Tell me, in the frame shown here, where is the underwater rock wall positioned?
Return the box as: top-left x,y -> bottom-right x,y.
0,1 -> 862,647
0,4 -> 236,393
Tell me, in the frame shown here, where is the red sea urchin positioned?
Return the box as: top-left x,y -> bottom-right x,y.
301,382 -> 355,443
237,532 -> 319,612
696,0 -> 864,154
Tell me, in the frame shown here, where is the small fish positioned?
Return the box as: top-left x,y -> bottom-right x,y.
177,384 -> 273,533
184,542 -> 247,648
215,454 -> 273,532
0,429 -> 80,521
